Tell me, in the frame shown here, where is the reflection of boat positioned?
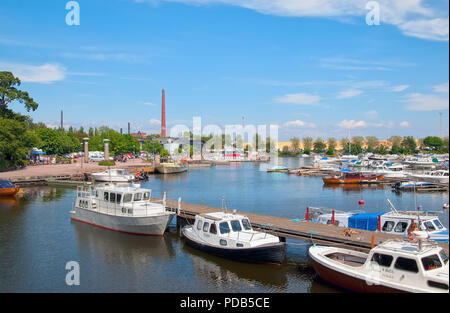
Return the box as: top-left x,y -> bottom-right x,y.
0,196 -> 19,206
91,169 -> 134,182
0,180 -> 20,197
323,172 -> 384,184
70,183 -> 174,236
323,183 -> 385,191
182,211 -> 286,264
156,161 -> 188,174
309,239 -> 449,293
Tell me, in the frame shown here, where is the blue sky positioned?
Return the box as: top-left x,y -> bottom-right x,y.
0,0 -> 448,140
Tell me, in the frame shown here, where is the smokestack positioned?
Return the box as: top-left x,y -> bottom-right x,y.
128,122 -> 130,135
161,89 -> 166,138
120,128 -> 123,135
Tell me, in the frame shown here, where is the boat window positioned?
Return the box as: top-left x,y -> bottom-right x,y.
116,194 -> 122,204
423,221 -> 436,231
421,255 -> 442,271
394,257 -> 419,273
394,222 -> 408,233
439,250 -> 448,265
143,192 -> 150,201
110,193 -> 116,203
241,219 -> 252,230
123,194 -> 132,203
371,253 -> 393,267
236,243 -> 244,247
196,220 -> 203,231
219,222 -> 230,234
382,221 -> 395,232
134,193 -> 143,201
203,222 -> 210,232
220,239 -> 227,246
209,224 -> 217,234
231,220 -> 242,232
433,219 -> 444,230
104,192 -> 109,201
427,280 -> 449,291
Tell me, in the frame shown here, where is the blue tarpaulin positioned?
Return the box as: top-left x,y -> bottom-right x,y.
348,213 -> 385,231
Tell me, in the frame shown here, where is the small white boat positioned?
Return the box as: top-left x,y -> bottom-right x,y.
70,183 -> 174,236
182,211 -> 286,264
309,239 -> 449,293
156,161 -> 188,174
91,169 -> 135,182
409,170 -> 449,184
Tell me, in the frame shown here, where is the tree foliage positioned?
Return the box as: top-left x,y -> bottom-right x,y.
0,71 -> 39,112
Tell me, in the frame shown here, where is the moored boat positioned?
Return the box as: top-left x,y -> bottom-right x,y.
155,161 -> 188,174
309,239 -> 449,293
267,165 -> 288,173
91,169 -> 135,182
0,180 -> 20,197
181,211 -> 286,264
323,172 -> 384,184
70,183 -> 174,236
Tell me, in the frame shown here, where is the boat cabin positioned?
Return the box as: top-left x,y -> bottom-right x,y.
191,212 -> 280,248
75,184 -> 165,217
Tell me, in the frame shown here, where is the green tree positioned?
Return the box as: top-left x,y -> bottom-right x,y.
313,138 -> 326,153
302,137 -> 313,150
290,137 -> 300,152
352,136 -> 365,148
402,136 -> 417,153
443,137 -> 449,153
366,136 -> 379,152
340,138 -> 350,152
388,135 -> 402,148
0,117 -> 32,168
0,71 -> 39,111
423,136 -> 444,151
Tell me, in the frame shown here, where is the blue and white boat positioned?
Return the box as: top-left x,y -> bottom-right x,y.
308,200 -> 449,243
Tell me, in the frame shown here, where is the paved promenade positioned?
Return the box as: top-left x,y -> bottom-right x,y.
0,159 -> 152,180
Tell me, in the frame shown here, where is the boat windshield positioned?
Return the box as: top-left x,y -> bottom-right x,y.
219,222 -> 230,234
143,192 -> 150,201
433,219 -> 444,230
421,254 -> 442,271
123,194 -> 133,203
134,193 -> 143,201
439,250 -> 448,265
230,220 -> 242,232
241,219 -> 252,230
423,221 -> 436,232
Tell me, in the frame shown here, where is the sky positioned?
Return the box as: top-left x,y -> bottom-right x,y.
0,0 -> 449,141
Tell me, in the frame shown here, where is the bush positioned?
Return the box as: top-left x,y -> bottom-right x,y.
99,160 -> 115,166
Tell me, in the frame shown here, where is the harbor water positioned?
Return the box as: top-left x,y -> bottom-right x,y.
0,158 -> 448,292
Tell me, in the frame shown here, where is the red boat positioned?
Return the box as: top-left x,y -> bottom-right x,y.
323,172 -> 384,184
0,180 -> 20,197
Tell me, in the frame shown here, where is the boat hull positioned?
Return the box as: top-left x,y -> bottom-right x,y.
0,187 -> 20,197
182,227 -> 286,265
323,174 -> 384,184
91,174 -> 134,182
309,256 -> 405,293
156,166 -> 188,174
70,207 -> 174,236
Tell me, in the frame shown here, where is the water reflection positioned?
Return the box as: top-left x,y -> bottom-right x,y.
322,183 -> 386,192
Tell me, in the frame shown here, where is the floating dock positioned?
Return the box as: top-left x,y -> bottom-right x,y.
158,198 -> 449,254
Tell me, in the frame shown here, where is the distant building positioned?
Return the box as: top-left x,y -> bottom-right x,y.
131,131 -> 147,138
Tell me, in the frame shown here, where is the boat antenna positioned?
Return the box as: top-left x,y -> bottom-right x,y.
387,198 -> 398,213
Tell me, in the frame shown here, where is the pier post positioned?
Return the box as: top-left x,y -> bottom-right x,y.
331,210 -> 335,226
377,215 -> 381,232
103,139 -> 110,161
83,138 -> 89,163
177,197 -> 181,215
163,192 -> 166,208
371,235 -> 375,249
305,207 -> 310,221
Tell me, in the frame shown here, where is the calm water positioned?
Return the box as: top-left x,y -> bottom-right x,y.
0,157 -> 448,292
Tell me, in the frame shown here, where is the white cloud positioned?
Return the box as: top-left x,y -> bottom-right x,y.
338,119 -> 368,129
283,120 -> 316,128
365,110 -> 378,118
0,62 -> 66,83
149,118 -> 161,125
433,82 -> 449,93
336,89 -> 362,99
392,85 -> 410,92
274,93 -> 320,105
404,93 -> 449,111
143,102 -> 157,106
141,0 -> 449,41
400,121 -> 410,127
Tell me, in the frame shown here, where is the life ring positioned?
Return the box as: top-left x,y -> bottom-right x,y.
136,172 -> 141,177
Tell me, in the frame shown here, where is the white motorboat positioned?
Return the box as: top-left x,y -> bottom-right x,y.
409,170 -> 449,184
404,157 -> 437,169
70,183 -> 174,236
182,211 -> 286,264
156,161 -> 188,174
309,239 -> 449,293
91,169 -> 135,182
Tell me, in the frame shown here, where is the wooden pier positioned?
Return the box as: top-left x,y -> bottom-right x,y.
158,198 -> 449,254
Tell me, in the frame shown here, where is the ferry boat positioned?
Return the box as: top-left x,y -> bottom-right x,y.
0,180 -> 20,197
70,183 -> 174,236
322,172 -> 384,184
308,239 -> 449,293
308,202 -> 449,243
91,169 -> 135,182
181,211 -> 286,264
